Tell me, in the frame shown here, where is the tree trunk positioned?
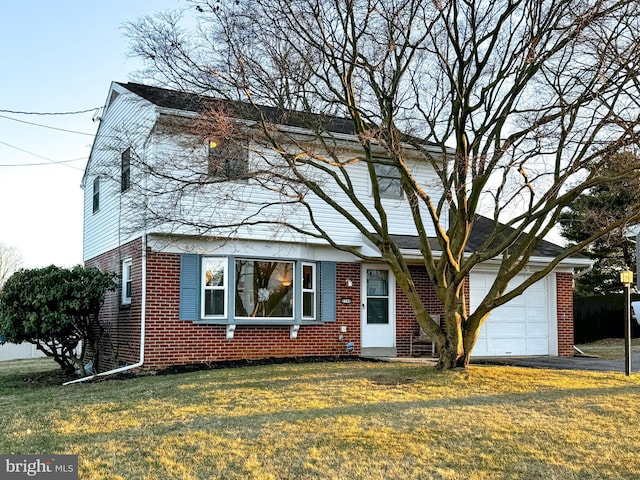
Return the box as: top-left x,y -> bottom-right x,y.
433,289 -> 488,370
435,297 -> 466,369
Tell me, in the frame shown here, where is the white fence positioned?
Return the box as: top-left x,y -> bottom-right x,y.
0,342 -> 46,361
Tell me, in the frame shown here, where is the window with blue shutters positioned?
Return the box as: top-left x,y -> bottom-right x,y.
179,255 -> 336,324
179,254 -> 200,321
319,261 -> 337,322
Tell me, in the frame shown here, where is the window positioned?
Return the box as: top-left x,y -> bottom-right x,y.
92,176 -> 100,213
302,263 -> 316,319
121,147 -> 131,192
366,269 -> 390,324
374,162 -> 403,199
202,258 -> 227,318
121,259 -> 132,305
208,138 -> 248,180
235,260 -> 294,319
193,257 -> 325,323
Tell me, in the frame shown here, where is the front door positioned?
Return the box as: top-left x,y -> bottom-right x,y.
361,265 -> 395,348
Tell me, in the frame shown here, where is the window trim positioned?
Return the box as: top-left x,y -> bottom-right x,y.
234,258 -> 295,321
92,176 -> 100,213
201,257 -> 228,319
121,147 -> 131,192
301,262 -> 317,320
372,160 -> 403,199
194,257 -> 324,325
121,258 -> 132,305
208,138 -> 249,180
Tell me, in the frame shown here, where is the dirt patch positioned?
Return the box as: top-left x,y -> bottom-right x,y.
11,369 -> 75,388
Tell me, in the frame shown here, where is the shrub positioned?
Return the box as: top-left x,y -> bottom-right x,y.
0,265 -> 117,375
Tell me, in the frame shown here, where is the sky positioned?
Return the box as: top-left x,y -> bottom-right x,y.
0,1 -> 184,268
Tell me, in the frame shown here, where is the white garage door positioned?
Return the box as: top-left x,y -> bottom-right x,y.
470,272 -> 550,356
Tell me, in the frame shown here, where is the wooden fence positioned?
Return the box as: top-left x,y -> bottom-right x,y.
574,294 -> 640,343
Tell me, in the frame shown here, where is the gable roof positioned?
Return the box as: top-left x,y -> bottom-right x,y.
118,82 -> 360,136
117,82 -> 444,150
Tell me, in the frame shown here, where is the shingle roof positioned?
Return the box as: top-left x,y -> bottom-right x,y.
390,215 -> 569,259
118,82 -> 360,135
118,82 -> 444,147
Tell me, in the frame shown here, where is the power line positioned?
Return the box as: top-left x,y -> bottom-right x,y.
0,158 -> 86,167
0,107 -> 99,116
0,114 -> 95,136
0,140 -> 85,171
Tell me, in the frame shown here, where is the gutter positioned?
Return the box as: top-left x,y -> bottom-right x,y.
573,262 -> 593,278
64,234 -> 147,385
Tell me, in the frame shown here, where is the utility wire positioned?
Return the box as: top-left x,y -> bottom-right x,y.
0,107 -> 99,115
0,113 -> 95,136
0,140 -> 85,171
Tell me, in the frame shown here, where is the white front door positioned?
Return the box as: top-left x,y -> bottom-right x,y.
361,265 -> 395,348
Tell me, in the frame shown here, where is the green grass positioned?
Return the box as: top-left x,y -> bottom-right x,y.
2,357 -> 640,479
576,338 -> 640,359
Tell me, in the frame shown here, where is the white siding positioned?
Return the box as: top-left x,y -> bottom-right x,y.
84,83 -> 449,260
144,139 -> 447,247
82,85 -> 156,261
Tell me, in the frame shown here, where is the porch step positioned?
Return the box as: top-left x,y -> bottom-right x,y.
361,347 -> 397,358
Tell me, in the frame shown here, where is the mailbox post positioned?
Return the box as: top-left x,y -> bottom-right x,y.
620,270 -> 633,376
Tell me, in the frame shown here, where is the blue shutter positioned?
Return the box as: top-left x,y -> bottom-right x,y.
179,254 -> 199,321
320,261 -> 336,322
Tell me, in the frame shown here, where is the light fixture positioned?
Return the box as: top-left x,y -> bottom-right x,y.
345,279 -> 353,287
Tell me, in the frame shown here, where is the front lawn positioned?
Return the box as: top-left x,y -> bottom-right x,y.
1,357 -> 640,479
576,338 -> 640,359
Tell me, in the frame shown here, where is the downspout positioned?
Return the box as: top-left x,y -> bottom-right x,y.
64,234 -> 147,385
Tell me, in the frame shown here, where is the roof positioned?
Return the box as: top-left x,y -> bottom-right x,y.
390,215 -> 571,259
118,82 -> 361,136
117,82 -> 442,148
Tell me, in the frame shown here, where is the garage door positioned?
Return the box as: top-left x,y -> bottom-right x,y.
470,272 -> 549,356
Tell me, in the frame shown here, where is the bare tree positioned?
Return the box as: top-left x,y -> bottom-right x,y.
124,0 -> 640,369
0,242 -> 23,289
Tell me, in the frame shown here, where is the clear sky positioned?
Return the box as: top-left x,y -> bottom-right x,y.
0,0 -> 184,268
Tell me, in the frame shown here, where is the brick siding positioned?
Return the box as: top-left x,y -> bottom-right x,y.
88,241 -> 575,369
85,238 -> 143,370
556,272 -> 575,356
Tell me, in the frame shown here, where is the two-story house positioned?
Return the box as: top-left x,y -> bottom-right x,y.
82,82 -> 586,373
